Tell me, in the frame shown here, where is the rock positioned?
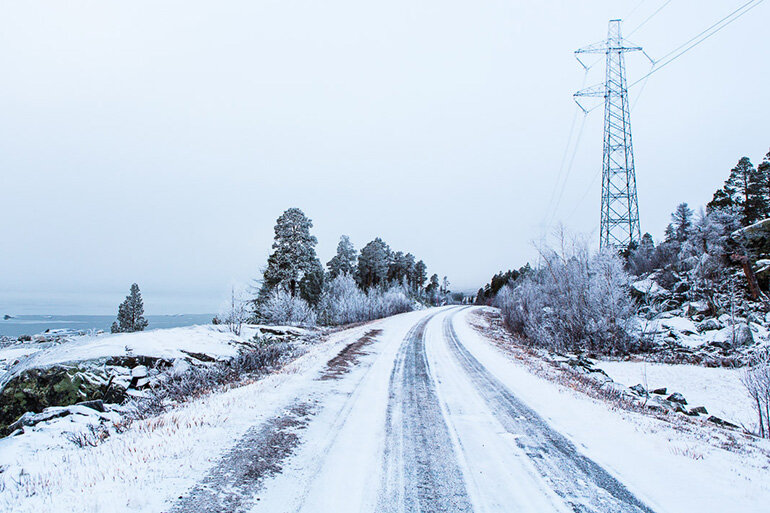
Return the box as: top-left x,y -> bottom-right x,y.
0,364 -> 125,435
708,416 -> 739,429
732,218 -> 770,258
667,392 -> 687,405
673,281 -> 690,294
690,406 -> 708,415
651,387 -> 667,395
732,323 -> 754,347
75,399 -> 105,413
7,409 -> 70,432
629,384 -> 647,396
131,365 -> 148,378
684,301 -> 710,317
698,319 -> 721,332
631,279 -> 669,300
705,323 -> 754,348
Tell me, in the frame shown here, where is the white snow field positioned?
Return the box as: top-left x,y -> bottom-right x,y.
2,307 -> 768,512
596,360 -> 756,429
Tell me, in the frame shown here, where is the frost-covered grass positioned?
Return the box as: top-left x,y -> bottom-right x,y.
0,322 -> 374,513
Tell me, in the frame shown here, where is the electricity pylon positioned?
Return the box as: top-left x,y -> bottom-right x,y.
575,19 -> 646,251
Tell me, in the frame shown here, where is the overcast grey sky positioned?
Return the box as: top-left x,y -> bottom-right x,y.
1,1 -> 768,314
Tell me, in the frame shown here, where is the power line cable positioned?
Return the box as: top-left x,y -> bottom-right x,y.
625,0 -> 649,20
547,112 -> 589,229
627,0 -> 673,37
630,0 -> 765,87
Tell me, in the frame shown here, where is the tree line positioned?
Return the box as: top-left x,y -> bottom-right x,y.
254,208 -> 450,325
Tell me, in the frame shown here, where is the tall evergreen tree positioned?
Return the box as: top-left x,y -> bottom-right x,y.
326,235 -> 357,279
111,283 -> 148,333
357,238 -> 391,289
260,208 -> 321,299
756,149 -> 770,218
638,232 -> 655,256
300,259 -> 325,305
413,260 -> 428,292
403,253 -> 417,288
708,157 -> 765,226
671,203 -> 693,242
388,251 -> 412,284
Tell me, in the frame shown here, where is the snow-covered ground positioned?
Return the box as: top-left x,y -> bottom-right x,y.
0,319 -> 379,512
459,307 -> 770,513
596,360 -> 756,429
3,307 -> 768,513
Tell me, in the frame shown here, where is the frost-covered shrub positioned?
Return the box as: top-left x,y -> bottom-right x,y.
497,244 -> 634,354
316,274 -> 413,325
130,341 -> 295,419
317,274 -> 368,325
260,290 -> 317,327
368,283 -> 413,319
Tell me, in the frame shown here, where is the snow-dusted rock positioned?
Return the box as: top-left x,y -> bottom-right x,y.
658,317 -> 699,336
684,301 -> 710,317
698,318 -> 722,332
706,323 -> 754,348
631,279 -> 669,299
667,392 -> 687,405
131,365 -> 148,378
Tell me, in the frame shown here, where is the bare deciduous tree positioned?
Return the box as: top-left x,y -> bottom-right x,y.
741,349 -> 770,438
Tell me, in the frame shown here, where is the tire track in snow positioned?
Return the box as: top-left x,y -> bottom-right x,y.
378,311 -> 473,513
443,308 -> 657,513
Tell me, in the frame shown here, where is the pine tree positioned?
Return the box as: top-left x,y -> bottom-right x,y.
300,259 -> 325,305
756,149 -> 770,218
357,238 -> 391,289
413,260 -> 428,292
671,203 -> 693,242
639,232 -> 654,256
111,283 -> 148,333
426,273 -> 440,301
326,235 -> 357,279
708,157 -> 765,226
260,208 -> 321,299
388,251 -> 412,284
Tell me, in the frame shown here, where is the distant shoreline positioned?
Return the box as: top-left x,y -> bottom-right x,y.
0,314 -> 216,338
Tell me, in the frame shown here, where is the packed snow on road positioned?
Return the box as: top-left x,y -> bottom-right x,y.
2,306 -> 768,513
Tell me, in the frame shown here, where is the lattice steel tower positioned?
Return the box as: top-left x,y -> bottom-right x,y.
575,20 -> 642,250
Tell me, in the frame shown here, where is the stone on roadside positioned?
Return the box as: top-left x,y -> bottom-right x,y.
667,392 -> 687,405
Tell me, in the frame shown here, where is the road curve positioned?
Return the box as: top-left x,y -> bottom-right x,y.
172,307 -> 657,513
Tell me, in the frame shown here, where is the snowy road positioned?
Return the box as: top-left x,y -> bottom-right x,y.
171,307 -> 657,513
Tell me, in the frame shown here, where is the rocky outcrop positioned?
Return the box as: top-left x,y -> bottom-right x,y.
0,357 -> 171,435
